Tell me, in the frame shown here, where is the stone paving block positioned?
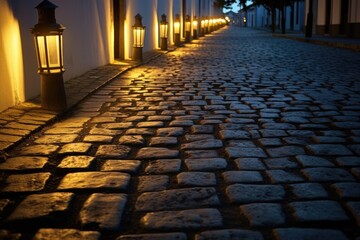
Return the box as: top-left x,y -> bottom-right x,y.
288,200 -> 349,222
0,128 -> 31,136
0,134 -> 23,143
117,232 -> 187,240
0,230 -> 21,239
181,139 -> 223,150
222,171 -> 263,183
295,155 -> 335,167
225,147 -> 267,158
331,182 -> 360,198
195,229 -> 263,240
80,193 -> 127,231
0,198 -> 10,213
185,134 -> 215,142
145,159 -> 182,174
136,147 -> 179,159
45,128 -> 82,134
288,183 -> 328,199
89,127 -> 122,135
266,146 -> 305,158
345,201 -> 360,226
185,150 -> 219,158
263,157 -> 298,169
101,160 -> 141,173
260,129 -> 287,138
0,156 -> 48,170
177,172 -> 216,186
83,135 -> 113,143
33,228 -> 101,240
35,134 -> 78,144
5,122 -> 40,131
58,172 -> 130,190
135,187 -> 220,211
156,127 -> 184,136
119,135 -> 146,145
219,130 -> 251,140
226,184 -> 285,203
306,144 -> 353,155
7,192 -> 74,222
95,145 -> 131,158
266,170 -> 304,183
57,156 -> 95,170
185,158 -> 227,171
257,138 -> 283,147
101,122 -> 134,129
234,158 -> 266,170
301,167 -> 356,182
141,208 -> 222,230
58,143 -> 92,154
240,203 -> 285,227
191,125 -> 214,134
335,156 -> 360,166
149,137 -> 178,146
18,144 -> 59,155
3,172 -> 51,192
137,121 -> 164,128
272,228 -> 349,240
138,175 -> 169,192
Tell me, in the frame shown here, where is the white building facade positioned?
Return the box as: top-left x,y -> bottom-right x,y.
305,0 -> 360,38
0,0 -> 222,112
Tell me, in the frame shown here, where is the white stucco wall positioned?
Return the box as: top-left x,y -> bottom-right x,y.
0,0 -> 112,111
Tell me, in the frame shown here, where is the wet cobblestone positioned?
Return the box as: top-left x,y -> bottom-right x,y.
0,27 -> 360,239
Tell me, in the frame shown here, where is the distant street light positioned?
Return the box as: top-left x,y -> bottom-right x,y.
132,14 -> 145,61
31,0 -> 66,111
159,14 -> 168,50
174,14 -> 181,46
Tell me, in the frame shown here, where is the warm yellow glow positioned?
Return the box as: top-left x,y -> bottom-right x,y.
193,20 -> 198,28
201,20 -> 205,28
174,22 -> 180,34
185,21 -> 191,32
0,1 -> 25,110
209,19 -> 213,27
205,19 -> 209,27
36,35 -> 62,73
133,27 -> 145,47
160,23 -> 168,38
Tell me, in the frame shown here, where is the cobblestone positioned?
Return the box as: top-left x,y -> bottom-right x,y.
141,208 -> 223,230
1,27 -> 360,239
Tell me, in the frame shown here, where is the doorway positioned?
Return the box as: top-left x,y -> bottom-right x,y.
113,0 -> 125,60
325,0 -> 331,34
339,0 -> 349,35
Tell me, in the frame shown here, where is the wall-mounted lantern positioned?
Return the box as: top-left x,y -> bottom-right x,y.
174,14 -> 181,46
31,0 -> 66,111
185,15 -> 191,43
132,14 -> 145,61
200,19 -> 205,37
159,14 -> 168,51
209,19 -> 214,33
205,18 -> 209,34
193,17 -> 198,39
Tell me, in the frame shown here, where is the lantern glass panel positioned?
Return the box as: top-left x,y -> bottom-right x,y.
174,22 -> 180,34
160,23 -> 168,38
185,21 -> 191,31
35,34 -> 63,74
133,27 -> 145,47
193,20 -> 198,28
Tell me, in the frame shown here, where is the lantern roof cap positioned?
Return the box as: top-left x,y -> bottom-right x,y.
36,0 -> 58,10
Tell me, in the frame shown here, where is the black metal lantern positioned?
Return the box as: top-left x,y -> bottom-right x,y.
159,14 -> 168,50
185,15 -> 191,43
132,14 -> 145,61
174,14 -> 181,46
31,0 -> 66,111
193,16 -> 198,39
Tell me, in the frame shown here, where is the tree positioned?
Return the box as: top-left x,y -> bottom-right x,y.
252,0 -> 295,34
214,0 -> 237,9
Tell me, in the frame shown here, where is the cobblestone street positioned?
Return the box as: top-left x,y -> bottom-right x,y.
1,26 -> 360,239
